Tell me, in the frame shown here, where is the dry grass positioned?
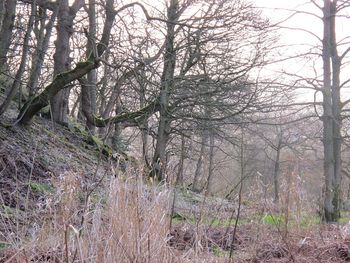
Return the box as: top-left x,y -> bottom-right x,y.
1,171 -> 180,263
2,135 -> 350,263
4,169 -> 350,263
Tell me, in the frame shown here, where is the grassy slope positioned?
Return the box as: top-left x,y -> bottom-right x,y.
0,109 -> 180,262
0,107 -> 111,239
2,100 -> 350,262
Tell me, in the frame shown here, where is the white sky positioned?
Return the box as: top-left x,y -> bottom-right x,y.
253,0 -> 350,98
254,0 -> 350,67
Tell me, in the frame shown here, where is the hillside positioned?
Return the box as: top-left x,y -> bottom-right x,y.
0,113 -> 111,228
2,114 -> 350,262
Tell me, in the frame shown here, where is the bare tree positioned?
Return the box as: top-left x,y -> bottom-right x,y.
0,0 -> 17,72
264,0 -> 350,222
149,0 -> 272,180
321,0 -> 343,222
26,4 -> 57,97
0,1 -> 35,115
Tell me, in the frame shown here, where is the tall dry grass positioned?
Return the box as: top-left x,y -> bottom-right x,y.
2,171 -> 180,263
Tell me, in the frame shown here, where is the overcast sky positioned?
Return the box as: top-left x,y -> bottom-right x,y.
253,0 -> 350,100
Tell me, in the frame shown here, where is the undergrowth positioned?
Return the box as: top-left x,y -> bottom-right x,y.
0,172 -> 178,263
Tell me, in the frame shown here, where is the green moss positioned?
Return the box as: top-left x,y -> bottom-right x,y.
71,120 -> 113,157
0,242 -> 10,250
91,135 -> 112,156
30,182 -> 54,194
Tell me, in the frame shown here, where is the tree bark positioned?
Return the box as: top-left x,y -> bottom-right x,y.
0,0 -> 35,116
0,0 -> 17,72
322,0 -> 342,222
192,131 -> 207,192
140,78 -> 150,167
50,0 -> 84,124
273,139 -> 282,204
18,59 -> 99,124
151,0 -> 178,181
82,0 -> 97,134
111,84 -> 122,151
176,133 -> 186,186
206,128 -> 215,194
27,6 -> 57,96
0,0 -> 5,30
330,0 -> 342,222
79,78 -> 160,128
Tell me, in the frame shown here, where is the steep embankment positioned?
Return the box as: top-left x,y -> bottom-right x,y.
0,110 -> 176,263
0,112 -> 114,232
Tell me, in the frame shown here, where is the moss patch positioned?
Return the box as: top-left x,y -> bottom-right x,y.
30,182 -> 54,194
0,242 -> 10,250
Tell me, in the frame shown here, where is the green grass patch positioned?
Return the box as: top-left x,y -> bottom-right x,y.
339,211 -> 350,224
262,213 -> 285,226
30,182 -> 54,194
298,214 -> 321,228
172,212 -> 189,223
261,212 -> 323,229
171,213 -> 256,227
212,245 -> 229,257
208,217 -> 256,227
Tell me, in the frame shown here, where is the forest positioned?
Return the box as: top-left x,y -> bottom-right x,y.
1,0 -> 350,262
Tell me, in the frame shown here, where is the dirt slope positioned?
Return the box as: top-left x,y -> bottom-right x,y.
0,113 -> 114,236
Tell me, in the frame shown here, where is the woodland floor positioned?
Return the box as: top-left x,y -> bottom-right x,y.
1,108 -> 350,262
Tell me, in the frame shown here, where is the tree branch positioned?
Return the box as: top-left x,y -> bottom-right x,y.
79,78 -> 160,128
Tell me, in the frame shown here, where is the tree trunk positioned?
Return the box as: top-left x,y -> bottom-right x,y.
176,133 -> 186,186
0,0 -> 5,31
0,1 -> 35,116
111,85 -> 122,151
27,6 -> 57,96
206,128 -> 215,194
50,0 -> 83,124
151,0 -> 178,181
140,79 -> 150,167
192,131 -> 207,192
0,0 -> 16,68
322,0 -> 341,222
82,0 -> 97,133
273,139 -> 282,204
330,0 -> 342,221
